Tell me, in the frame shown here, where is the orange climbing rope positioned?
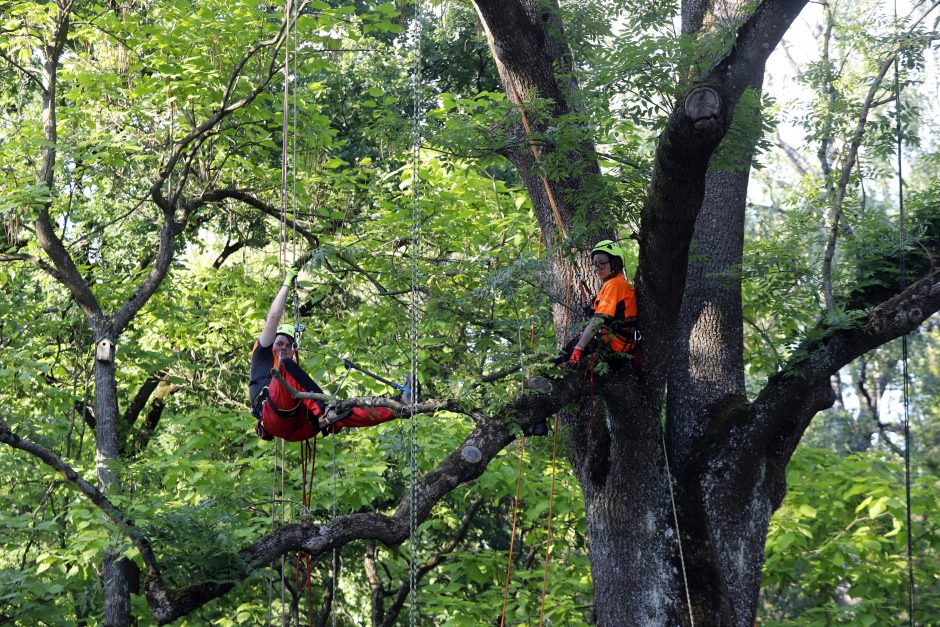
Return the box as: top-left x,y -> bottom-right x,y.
538,279 -> 573,625
498,435 -> 527,627
498,73 -> 579,625
508,82 -> 568,240
499,256 -> 574,625
539,410 -> 563,625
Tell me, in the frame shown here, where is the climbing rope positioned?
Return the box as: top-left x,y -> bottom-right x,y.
892,9 -> 915,619
407,1 -> 423,624
275,0 -> 292,621
331,429 -> 338,627
537,410 -> 562,626
507,82 -> 567,240
498,436 -> 526,627
271,2 -> 313,623
294,438 -> 317,626
537,278 -> 572,626
279,0 -> 293,283
660,423 -> 695,626
498,260 -> 573,626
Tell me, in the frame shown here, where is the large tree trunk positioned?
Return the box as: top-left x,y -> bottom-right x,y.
472,0 -> 811,623
665,2 -> 775,617
32,3 -> 137,623
471,0 -> 613,338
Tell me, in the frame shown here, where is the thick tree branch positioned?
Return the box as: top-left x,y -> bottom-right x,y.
199,187 -> 320,249
0,253 -> 65,280
0,413 -> 164,584
0,48 -> 44,90
122,372 -> 166,427
0,360 -> 584,625
32,0 -> 105,324
213,238 -> 249,269
754,269 -> 940,464
142,373 -> 580,623
109,208 -> 181,333
637,0 -> 809,383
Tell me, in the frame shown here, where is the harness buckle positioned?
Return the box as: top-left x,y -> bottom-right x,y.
252,386 -> 301,420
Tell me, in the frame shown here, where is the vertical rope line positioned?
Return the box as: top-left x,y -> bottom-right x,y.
291,1 -> 301,333
331,432 -> 337,627
268,441 -> 276,626
537,412 -> 560,626
280,0 -> 293,278
408,1 -> 422,625
279,439 -> 287,620
278,3 -> 292,621
536,273 -> 573,623
893,5 -> 915,619
499,437 -> 526,627
294,443 -> 308,597
507,82 -> 567,240
501,232 -> 544,625
662,425 -> 694,626
308,439 -> 317,627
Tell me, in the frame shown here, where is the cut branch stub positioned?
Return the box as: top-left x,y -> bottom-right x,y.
684,86 -> 721,131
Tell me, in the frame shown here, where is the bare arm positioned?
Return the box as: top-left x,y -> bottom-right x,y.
259,284 -> 291,347
259,267 -> 298,347
575,316 -> 606,350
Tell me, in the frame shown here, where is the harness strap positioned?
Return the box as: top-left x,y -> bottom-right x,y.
252,385 -> 302,420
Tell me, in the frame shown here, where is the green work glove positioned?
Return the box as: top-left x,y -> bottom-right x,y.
282,266 -> 298,288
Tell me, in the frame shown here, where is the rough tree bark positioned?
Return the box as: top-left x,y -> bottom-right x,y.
665,1 -> 771,622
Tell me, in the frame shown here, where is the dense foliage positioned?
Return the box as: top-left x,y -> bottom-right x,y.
1,0 -> 937,624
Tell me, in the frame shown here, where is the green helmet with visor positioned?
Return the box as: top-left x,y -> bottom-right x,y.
276,324 -> 297,342
591,240 -> 624,263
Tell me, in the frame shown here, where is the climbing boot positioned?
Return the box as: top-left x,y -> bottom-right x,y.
523,420 -> 549,437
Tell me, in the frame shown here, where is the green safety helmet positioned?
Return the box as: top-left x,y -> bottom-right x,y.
591,240 -> 624,263
275,324 -> 297,341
